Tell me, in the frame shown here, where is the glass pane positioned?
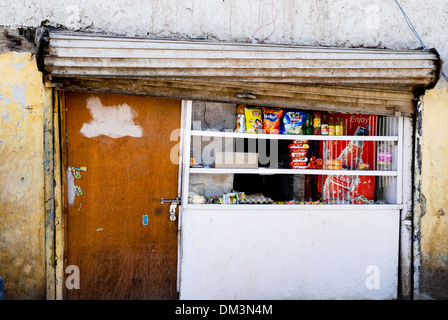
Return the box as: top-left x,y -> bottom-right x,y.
190,135 -> 399,172
188,173 -> 398,205
374,176 -> 397,204
187,102 -> 401,205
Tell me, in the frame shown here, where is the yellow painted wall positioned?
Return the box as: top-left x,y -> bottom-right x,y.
421,87 -> 448,299
0,52 -> 45,299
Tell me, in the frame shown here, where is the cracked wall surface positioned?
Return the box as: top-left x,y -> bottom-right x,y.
0,1 -> 446,50
421,88 -> 448,299
0,52 -> 44,299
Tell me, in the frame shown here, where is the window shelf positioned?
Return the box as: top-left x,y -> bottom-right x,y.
190,130 -> 399,141
189,167 -> 398,176
186,203 -> 404,210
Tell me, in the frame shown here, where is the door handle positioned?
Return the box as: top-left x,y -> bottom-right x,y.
160,198 -> 181,205
160,198 -> 181,221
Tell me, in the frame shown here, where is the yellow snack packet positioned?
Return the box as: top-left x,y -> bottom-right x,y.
245,107 -> 263,133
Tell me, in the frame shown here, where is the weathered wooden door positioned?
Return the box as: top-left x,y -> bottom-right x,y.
64,92 -> 181,299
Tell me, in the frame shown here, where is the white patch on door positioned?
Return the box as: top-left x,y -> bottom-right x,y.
80,96 -> 143,138
67,167 -> 75,205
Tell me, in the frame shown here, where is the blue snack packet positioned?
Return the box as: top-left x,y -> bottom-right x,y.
280,109 -> 308,134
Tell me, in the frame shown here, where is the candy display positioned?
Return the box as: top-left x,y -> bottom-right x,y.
222,192 -> 240,204
307,156 -> 323,169
189,105 -> 394,205
235,106 -> 339,138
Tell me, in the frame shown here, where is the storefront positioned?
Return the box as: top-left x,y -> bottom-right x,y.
37,29 -> 440,299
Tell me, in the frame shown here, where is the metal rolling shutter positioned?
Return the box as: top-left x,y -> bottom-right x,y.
38,29 -> 441,116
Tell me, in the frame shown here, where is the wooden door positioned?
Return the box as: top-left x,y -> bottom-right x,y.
63,92 -> 181,299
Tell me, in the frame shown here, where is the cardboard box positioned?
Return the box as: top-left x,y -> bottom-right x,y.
215,152 -> 258,168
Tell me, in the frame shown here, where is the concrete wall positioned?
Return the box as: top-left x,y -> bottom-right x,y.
0,52 -> 45,299
0,1 -> 447,54
0,0 -> 447,299
420,88 -> 448,299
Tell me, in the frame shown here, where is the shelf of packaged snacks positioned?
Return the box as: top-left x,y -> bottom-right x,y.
189,130 -> 399,141
189,167 -> 398,176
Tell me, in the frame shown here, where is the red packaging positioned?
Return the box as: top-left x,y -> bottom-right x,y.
290,151 -> 308,158
320,113 -> 377,203
290,157 -> 308,164
323,175 -> 353,203
290,162 -> 308,169
292,140 -> 309,144
289,139 -> 309,168
288,143 -> 309,149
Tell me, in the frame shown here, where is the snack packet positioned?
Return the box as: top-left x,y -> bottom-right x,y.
262,107 -> 283,134
290,151 -> 308,158
245,107 -> 263,134
281,110 -> 308,134
288,143 -> 309,149
290,161 -> 308,169
290,157 -> 308,164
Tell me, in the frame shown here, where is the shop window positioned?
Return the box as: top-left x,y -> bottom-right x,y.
184,101 -> 402,206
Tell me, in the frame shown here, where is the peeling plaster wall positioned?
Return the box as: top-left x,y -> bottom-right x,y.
1,1 -> 447,88
0,0 -> 447,54
0,52 -> 44,299
420,88 -> 448,299
0,0 -> 448,299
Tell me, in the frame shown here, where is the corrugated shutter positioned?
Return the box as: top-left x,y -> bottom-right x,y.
38,30 -> 441,116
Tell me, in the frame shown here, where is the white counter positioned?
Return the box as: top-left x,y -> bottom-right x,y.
179,205 -> 400,300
